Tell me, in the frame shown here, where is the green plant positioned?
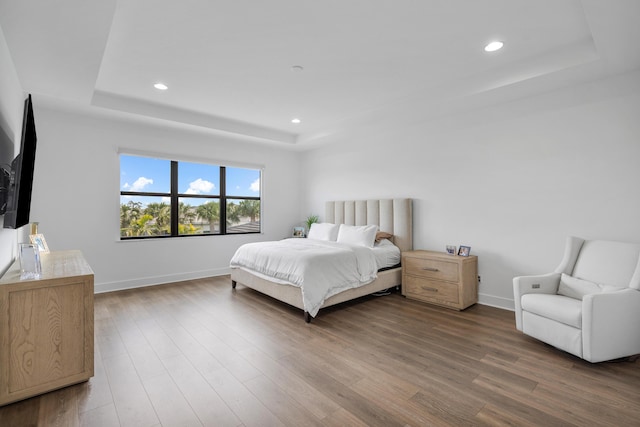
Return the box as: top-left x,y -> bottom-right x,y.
305,214 -> 319,231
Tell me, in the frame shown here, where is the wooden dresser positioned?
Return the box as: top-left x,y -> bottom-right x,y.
0,250 -> 94,406
402,250 -> 478,310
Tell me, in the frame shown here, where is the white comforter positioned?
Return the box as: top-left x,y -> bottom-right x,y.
229,238 -> 378,317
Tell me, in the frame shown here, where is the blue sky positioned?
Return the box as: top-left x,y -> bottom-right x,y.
120,155 -> 260,206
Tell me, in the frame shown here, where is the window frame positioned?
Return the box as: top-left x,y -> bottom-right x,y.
120,154 -> 261,240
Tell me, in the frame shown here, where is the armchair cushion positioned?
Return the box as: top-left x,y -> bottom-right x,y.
572,240 -> 640,288
521,294 -> 582,328
557,273 -> 625,300
557,274 -> 600,300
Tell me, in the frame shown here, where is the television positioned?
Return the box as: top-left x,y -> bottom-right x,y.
2,94 -> 37,229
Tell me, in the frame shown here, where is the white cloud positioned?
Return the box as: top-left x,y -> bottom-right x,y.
129,177 -> 153,191
185,178 -> 215,194
250,178 -> 260,192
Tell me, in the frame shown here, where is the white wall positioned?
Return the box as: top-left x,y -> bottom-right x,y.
6,14 -> 640,306
0,26 -> 25,273
29,102 -> 302,292
300,70 -> 640,310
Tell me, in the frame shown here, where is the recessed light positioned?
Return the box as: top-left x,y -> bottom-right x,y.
291,118 -> 301,124
154,82 -> 168,90
484,41 -> 504,52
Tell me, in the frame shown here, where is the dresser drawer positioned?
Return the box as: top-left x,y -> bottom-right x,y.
403,275 -> 459,304
403,256 -> 459,282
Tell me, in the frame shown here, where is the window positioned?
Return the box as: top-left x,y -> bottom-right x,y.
120,154 -> 261,239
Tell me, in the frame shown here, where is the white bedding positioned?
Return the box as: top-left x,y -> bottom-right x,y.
230,238 -> 380,317
373,239 -> 401,268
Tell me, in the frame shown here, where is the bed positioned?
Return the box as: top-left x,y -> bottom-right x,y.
230,198 -> 412,322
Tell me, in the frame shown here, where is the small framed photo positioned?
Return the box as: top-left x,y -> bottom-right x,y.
446,245 -> 456,255
292,226 -> 305,238
30,233 -> 50,254
458,245 -> 471,257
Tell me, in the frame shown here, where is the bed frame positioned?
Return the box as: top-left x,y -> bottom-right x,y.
231,198 -> 413,322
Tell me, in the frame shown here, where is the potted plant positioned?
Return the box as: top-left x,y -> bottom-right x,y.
305,215 -> 319,235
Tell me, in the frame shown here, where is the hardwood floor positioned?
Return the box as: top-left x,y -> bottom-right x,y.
1,276 -> 639,426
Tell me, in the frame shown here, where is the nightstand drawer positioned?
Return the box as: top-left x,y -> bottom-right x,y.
403,276 -> 459,304
403,256 -> 459,282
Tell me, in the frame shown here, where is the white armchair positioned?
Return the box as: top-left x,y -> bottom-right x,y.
513,236 -> 640,363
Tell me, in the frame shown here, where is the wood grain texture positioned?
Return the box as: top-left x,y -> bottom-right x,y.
9,283 -> 85,391
0,251 -> 94,406
402,250 -> 478,310
1,275 -> 639,426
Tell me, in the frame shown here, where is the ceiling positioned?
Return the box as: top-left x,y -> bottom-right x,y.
1,0 -> 639,147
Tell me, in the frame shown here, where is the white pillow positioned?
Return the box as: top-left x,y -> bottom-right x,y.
307,223 -> 339,241
557,273 -> 625,300
557,274 -> 600,300
336,224 -> 377,248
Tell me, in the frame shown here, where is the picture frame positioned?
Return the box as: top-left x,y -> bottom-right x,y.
292,226 -> 305,238
29,233 -> 50,254
458,245 -> 471,257
446,245 -> 456,255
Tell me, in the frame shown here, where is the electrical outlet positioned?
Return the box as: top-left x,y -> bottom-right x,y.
477,275 -> 481,283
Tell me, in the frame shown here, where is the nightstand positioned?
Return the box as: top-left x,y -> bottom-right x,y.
401,250 -> 478,310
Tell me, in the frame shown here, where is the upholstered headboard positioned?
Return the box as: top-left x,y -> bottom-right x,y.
325,199 -> 413,252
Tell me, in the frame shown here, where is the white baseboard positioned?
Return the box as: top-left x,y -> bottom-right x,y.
94,267 -> 231,294
478,293 -> 515,311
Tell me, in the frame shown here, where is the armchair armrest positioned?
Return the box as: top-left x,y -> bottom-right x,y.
514,272 -> 561,295
582,288 -> 640,362
513,272 -> 561,331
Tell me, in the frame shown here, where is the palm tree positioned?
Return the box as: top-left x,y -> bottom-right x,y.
129,214 -> 155,236
196,201 -> 220,231
179,201 -> 197,225
120,201 -> 143,235
145,202 -> 170,234
226,202 -> 240,225
237,200 -> 260,223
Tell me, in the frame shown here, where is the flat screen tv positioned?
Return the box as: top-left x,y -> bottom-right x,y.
3,94 -> 37,229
